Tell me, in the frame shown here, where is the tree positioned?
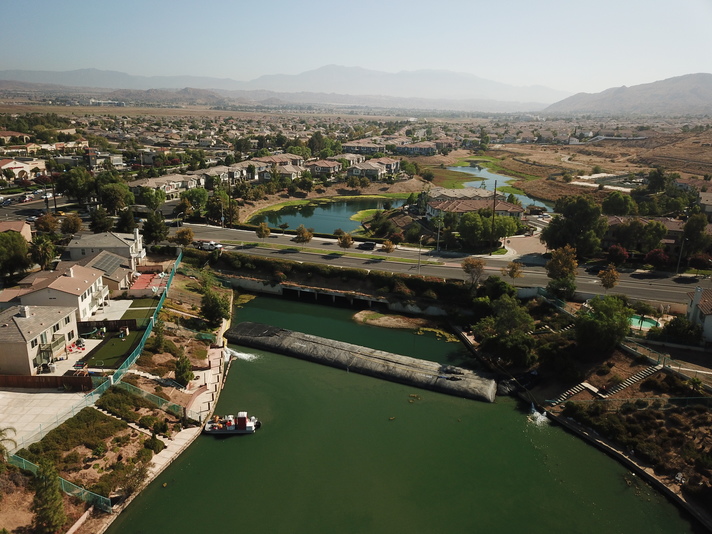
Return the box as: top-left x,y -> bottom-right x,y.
170,227 -> 194,247
174,353 -> 194,387
31,458 -> 66,534
102,183 -> 134,214
472,294 -> 535,367
0,426 -> 16,461
601,191 -> 636,215
689,253 -> 712,275
137,187 -> 166,211
30,235 -> 56,271
60,213 -> 83,235
462,257 -> 486,289
89,207 -> 114,233
256,222 -> 271,242
381,240 -> 395,253
607,244 -> 629,266
545,245 -> 578,280
55,167 -> 94,205
649,316 -> 702,345
683,213 -> 712,257
141,210 -> 169,245
153,319 -> 165,353
294,224 -> 314,248
597,264 -> 620,292
645,248 -> 670,270
575,295 -> 633,354
278,222 -> 289,234
0,231 -> 30,277
500,261 -> 523,283
458,212 -> 486,248
201,289 -> 231,328
115,208 -> 138,234
337,233 -> 354,250
181,188 -> 209,213
35,213 -> 59,234
540,195 -> 607,258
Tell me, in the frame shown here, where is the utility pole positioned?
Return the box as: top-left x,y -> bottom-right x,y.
417,235 -> 423,274
489,180 -> 497,255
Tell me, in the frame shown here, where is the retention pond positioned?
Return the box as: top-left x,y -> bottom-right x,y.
105,295 -> 701,534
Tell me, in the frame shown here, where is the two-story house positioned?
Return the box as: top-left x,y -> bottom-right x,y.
66,229 -> 146,271
0,305 -> 79,375
687,287 -> 712,344
0,265 -> 108,322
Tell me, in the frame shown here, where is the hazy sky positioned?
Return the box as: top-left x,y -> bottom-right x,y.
2,0 -> 710,94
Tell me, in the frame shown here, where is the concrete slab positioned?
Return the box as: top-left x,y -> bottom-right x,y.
91,299 -> 133,321
0,387 -> 91,453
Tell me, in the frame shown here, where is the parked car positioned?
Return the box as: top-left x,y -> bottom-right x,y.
356,241 -> 377,250
25,216 -> 37,223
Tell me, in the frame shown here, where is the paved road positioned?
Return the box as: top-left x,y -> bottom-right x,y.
185,223 -> 705,305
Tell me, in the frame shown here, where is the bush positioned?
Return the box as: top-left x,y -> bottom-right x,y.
144,436 -> 165,454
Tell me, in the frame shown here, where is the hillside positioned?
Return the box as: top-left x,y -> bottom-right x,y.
544,73 -> 712,115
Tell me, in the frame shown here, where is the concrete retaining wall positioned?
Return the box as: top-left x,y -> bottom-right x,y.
226,322 -> 496,403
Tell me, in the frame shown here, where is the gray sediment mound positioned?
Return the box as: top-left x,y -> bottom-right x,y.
227,322 -> 497,403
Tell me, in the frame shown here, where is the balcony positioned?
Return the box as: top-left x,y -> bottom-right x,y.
90,285 -> 109,310
39,334 -> 67,363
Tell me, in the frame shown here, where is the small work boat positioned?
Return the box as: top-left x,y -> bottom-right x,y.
204,412 -> 261,435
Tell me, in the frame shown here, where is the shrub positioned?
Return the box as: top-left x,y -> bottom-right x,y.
144,436 -> 165,454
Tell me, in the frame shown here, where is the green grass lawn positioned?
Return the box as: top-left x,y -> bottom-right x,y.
129,298 -> 160,309
85,330 -> 144,369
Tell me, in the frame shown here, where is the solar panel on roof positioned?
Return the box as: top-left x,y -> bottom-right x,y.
91,254 -> 124,274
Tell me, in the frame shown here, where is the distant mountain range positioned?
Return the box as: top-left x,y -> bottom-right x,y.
0,68 -> 710,115
0,66 -> 569,112
544,73 -> 712,115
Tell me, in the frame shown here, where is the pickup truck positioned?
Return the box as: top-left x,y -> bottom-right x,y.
196,241 -> 223,251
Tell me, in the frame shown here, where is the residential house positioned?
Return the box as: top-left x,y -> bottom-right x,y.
395,142 -> 437,156
0,305 -> 78,375
306,160 -> 341,178
0,131 -> 31,144
347,161 -> 387,180
687,287 -> 712,344
126,174 -> 186,200
66,229 -> 146,270
699,191 -> 712,216
57,250 -> 133,293
0,265 -> 108,322
328,153 -> 365,165
602,216 -> 685,255
426,199 -> 524,220
342,140 -> 386,155
0,221 -> 33,243
253,154 -> 305,167
370,157 -> 400,175
429,187 -> 502,201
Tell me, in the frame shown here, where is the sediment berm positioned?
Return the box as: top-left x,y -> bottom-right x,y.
227,322 -> 497,403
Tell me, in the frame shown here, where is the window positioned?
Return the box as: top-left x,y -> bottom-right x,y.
52,323 -> 60,333
68,330 -> 74,341
30,338 -> 38,348
81,248 -> 86,256
64,316 -> 70,325
40,332 -> 47,344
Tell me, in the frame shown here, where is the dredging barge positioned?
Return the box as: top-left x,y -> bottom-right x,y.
226,322 -> 496,403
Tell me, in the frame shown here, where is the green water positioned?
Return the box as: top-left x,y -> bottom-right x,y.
106,296 -> 700,534
249,198 -> 405,235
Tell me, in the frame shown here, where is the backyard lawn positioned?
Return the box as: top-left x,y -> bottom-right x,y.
129,298 -> 160,309
85,330 -> 144,369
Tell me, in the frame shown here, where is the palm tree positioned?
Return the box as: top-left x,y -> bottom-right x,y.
30,235 -> 56,271
0,426 -> 17,460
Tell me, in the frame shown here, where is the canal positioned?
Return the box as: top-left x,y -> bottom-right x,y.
105,295 -> 701,534
448,165 -> 551,209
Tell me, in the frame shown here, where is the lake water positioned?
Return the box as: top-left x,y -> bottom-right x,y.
250,198 -> 405,235
105,295 -> 700,534
448,165 -> 551,209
